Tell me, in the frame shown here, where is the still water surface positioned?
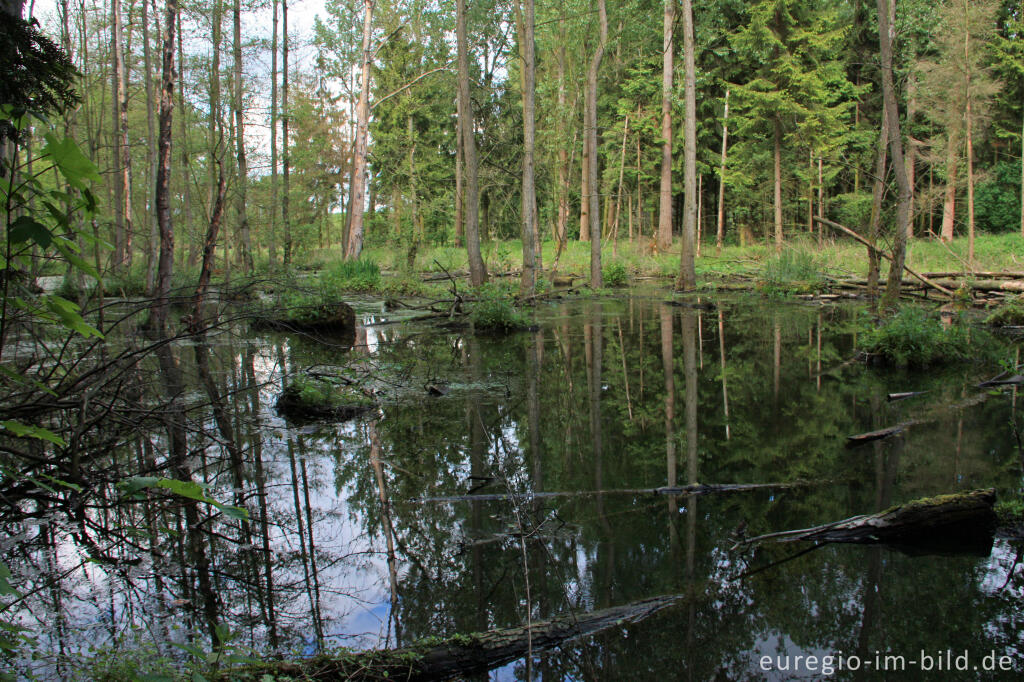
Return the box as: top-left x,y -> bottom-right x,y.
11,294 -> 1024,679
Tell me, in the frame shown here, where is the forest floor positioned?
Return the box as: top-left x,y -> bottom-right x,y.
352,232 -> 1024,287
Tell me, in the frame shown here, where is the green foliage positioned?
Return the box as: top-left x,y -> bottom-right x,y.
321,258 -> 382,293
975,161 -> 1021,233
469,284 -> 529,333
758,248 -> 825,294
859,307 -> 973,367
984,296 -> 1024,326
995,496 -> 1024,528
602,261 -> 629,287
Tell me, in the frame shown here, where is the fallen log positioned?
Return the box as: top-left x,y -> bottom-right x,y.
846,389 -> 992,446
411,481 -> 815,504
813,217 -> 954,298
738,489 -> 996,555
888,391 -> 927,401
220,594 -> 682,681
846,424 -> 905,444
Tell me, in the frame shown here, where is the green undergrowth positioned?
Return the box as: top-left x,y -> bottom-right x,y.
758,248 -> 827,295
984,296 -> 1024,327
859,307 -> 974,367
276,375 -> 375,421
995,495 -> 1024,529
469,283 -> 530,333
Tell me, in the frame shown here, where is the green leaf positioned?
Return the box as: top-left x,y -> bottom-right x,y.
0,421 -> 67,447
0,561 -> 18,597
42,133 -> 100,189
8,216 -> 52,248
44,296 -> 103,339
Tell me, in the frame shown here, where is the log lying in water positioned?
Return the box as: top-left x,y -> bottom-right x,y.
411,481 -> 815,504
222,594 -> 681,681
739,489 -> 996,555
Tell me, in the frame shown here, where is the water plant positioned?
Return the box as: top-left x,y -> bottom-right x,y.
469,285 -> 528,332
859,307 -> 973,367
758,248 -> 825,294
603,261 -> 629,287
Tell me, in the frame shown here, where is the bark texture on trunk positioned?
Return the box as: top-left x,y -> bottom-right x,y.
657,0 -> 675,252
456,0 -> 487,285
344,0 -> 374,260
677,0 -> 697,290
153,0 -> 178,333
587,0 -> 608,287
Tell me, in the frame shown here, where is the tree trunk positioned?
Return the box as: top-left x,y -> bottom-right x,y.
153,0 -> 178,333
233,0 -> 252,273
657,0 -> 674,252
111,0 -> 132,270
556,8 -> 569,256
269,0 -> 278,265
454,94 -> 464,247
282,0 -> 291,265
940,128 -> 959,242
344,0 -> 374,260
716,89 -> 729,253
676,0 -> 697,289
773,117 -> 783,252
143,0 -> 159,293
579,103 -> 590,243
878,0 -> 912,307
519,0 -> 537,295
905,72 -> 917,240
456,0 -> 487,284
867,102 -> 888,298
587,0 -> 608,287
964,0 -> 975,264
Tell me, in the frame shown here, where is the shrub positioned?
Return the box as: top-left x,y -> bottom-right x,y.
759,248 -> 825,294
603,261 -> 629,287
859,307 -> 972,367
321,258 -> 381,293
469,285 -> 528,332
984,296 -> 1024,327
975,161 -> 1020,234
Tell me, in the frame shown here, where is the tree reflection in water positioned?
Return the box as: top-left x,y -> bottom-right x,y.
4,297 -> 1024,678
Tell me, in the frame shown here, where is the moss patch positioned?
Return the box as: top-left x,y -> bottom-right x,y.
275,376 -> 376,422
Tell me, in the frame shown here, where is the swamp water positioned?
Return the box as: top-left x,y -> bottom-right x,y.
7,294 -> 1024,679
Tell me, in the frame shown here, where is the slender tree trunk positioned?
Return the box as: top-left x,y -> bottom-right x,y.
143,0 -> 159,292
457,0 -> 487,284
878,0 -> 912,306
964,0 -> 975,264
153,0 -> 178,332
612,115 -> 629,256
657,0 -> 674,252
587,0 -> 607,287
867,104 -> 889,298
208,0 -> 222,243
519,0 -> 537,295
344,0 -> 374,260
112,0 -> 132,270
269,0 -> 278,265
579,103 -> 590,243
940,128 -> 959,241
556,6 -> 569,256
716,89 -> 729,253
282,0 -> 291,265
773,117 -> 783,252
454,94 -> 464,247
905,72 -> 916,240
233,0 -> 252,272
176,9 -> 195,269
677,0 -> 697,289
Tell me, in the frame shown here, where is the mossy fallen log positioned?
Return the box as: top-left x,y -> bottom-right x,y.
275,377 -> 376,422
250,301 -> 356,341
411,480 -> 816,504
739,489 -> 996,555
218,594 -> 681,681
